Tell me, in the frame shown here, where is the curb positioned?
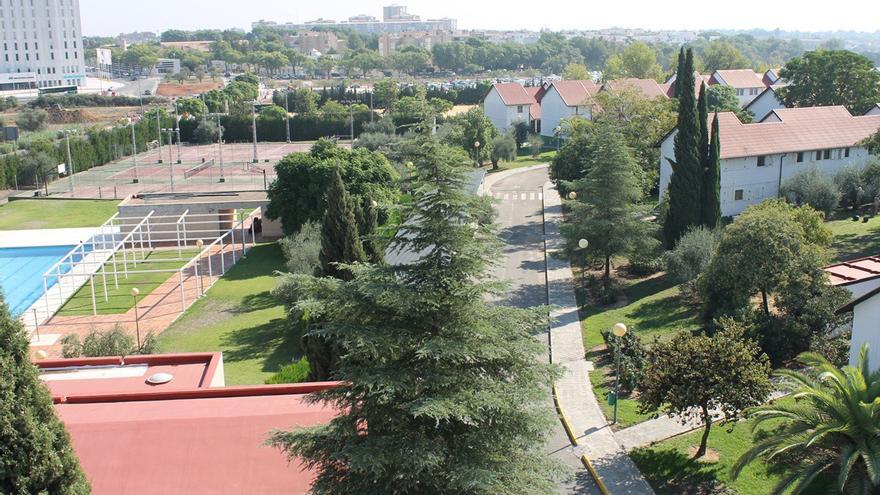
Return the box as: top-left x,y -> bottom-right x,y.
580,455 -> 612,495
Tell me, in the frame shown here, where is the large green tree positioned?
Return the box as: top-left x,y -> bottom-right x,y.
700,40 -> 750,73
266,139 -> 399,235
0,296 -> 91,494
268,136 -> 561,494
733,346 -> 880,495
444,107 -> 498,167
663,48 -> 704,247
777,50 -> 880,114
561,123 -> 658,287
639,322 -> 771,459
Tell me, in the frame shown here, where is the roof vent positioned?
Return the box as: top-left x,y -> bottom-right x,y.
146,372 -> 174,385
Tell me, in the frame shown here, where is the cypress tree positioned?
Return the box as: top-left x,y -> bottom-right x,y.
319,167 -> 366,281
663,48 -> 703,248
269,135 -> 562,494
673,47 -> 685,98
701,113 -> 722,228
698,82 -> 710,171
356,196 -> 383,264
307,167 -> 367,381
0,296 -> 90,495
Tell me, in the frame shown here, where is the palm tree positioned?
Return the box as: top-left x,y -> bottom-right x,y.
732,344 -> 880,495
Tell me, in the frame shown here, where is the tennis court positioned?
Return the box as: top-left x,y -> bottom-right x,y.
25,140 -> 351,200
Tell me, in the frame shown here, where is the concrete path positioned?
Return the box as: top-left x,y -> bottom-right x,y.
543,181 -> 656,495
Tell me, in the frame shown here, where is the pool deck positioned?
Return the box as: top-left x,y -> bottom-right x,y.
0,227 -> 105,248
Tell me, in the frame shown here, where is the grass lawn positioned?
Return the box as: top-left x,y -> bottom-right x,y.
631,398 -> 833,495
827,213 -> 880,262
485,151 -> 557,173
0,199 -> 118,230
587,348 -> 655,429
157,243 -> 303,385
57,248 -> 201,316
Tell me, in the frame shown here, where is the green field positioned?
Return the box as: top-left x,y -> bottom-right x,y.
827,214 -> 880,262
486,150 -> 557,173
57,248 -> 200,316
157,243 -> 303,385
631,398 -> 833,495
0,199 -> 118,230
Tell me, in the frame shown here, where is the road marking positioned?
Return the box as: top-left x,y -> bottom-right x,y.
529,192 -> 536,200
490,190 -> 544,201
504,194 -> 509,200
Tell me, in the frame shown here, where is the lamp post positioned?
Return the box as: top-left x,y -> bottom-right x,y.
284,88 -> 291,143
611,322 -> 628,425
130,116 -> 139,183
251,100 -> 259,163
64,130 -> 75,197
173,99 -> 182,163
578,238 -> 589,287
156,109 -> 163,163
161,128 -> 176,191
473,140 -> 481,167
131,287 -> 141,348
216,113 -> 225,182
568,191 -> 577,201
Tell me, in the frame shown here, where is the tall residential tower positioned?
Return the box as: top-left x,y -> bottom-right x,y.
0,0 -> 85,91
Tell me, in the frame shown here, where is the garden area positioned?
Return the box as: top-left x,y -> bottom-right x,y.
0,199 -> 118,230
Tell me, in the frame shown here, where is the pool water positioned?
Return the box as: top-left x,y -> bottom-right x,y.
0,245 -> 81,317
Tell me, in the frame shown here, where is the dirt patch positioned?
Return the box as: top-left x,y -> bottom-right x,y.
157,81 -> 223,97
445,104 -> 476,117
687,446 -> 721,463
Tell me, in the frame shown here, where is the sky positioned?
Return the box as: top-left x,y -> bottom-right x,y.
80,0 -> 880,36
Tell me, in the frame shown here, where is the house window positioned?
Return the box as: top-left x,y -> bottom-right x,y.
824,149 -> 831,160
757,156 -> 767,167
736,88 -> 744,96
797,152 -> 804,163
734,189 -> 744,201
845,148 -> 851,158
517,105 -> 523,113
816,150 -> 823,161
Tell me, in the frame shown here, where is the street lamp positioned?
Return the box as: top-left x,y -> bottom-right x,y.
131,287 -> 141,348
161,128 -> 176,191
284,88 -> 291,143
63,130 -> 76,197
578,238 -> 589,287
568,191 -> 577,201
473,140 -> 481,167
129,116 -> 139,183
611,322 -> 628,425
251,100 -> 259,163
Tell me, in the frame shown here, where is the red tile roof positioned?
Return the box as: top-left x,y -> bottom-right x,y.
713,69 -> 767,89
491,82 -> 536,106
523,86 -> 541,119
825,256 -> 880,286
602,78 -> 669,99
549,80 -> 601,107
715,106 -> 880,159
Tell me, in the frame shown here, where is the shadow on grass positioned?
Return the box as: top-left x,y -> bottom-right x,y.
833,232 -> 880,262
630,447 -> 725,495
628,295 -> 698,335
234,290 -> 279,314
219,317 -> 304,374
220,243 -> 285,281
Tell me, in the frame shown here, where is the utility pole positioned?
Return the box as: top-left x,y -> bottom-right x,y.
161,128 -> 175,191
369,91 -> 374,123
130,118 -> 139,183
284,89 -> 291,143
156,109 -> 163,163
349,104 -> 354,142
217,114 -> 225,181
251,101 -> 259,163
173,99 -> 182,163
65,131 -> 75,196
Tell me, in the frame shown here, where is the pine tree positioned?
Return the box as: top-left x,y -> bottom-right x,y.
701,113 -> 722,228
0,296 -> 90,495
269,136 -> 562,494
319,168 -> 366,281
663,48 -> 703,248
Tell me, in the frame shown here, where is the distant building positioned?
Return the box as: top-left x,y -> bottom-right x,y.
159,41 -> 213,53
153,58 -> 181,75
117,31 -> 158,44
743,86 -> 786,121
378,31 -> 451,57
0,0 -> 86,90
539,80 -> 601,137
709,69 -> 769,107
253,5 -> 457,35
285,31 -> 341,55
659,106 -> 880,217
483,82 -> 540,134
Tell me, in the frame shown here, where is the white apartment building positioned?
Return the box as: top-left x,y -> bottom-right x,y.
659,106 -> 880,218
0,0 -> 85,91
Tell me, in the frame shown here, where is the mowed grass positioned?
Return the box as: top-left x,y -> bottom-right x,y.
57,248 -> 201,316
0,199 -> 118,230
827,214 -> 880,262
631,398 -> 834,495
485,150 -> 557,174
157,243 -> 303,385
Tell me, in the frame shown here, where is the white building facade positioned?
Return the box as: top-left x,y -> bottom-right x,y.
0,0 -> 85,90
659,107 -> 880,218
539,81 -> 597,138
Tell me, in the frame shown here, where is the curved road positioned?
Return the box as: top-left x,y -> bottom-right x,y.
489,166 -> 600,494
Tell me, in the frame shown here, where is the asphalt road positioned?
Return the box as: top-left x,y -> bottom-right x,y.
113,77 -> 160,97
489,167 -> 600,494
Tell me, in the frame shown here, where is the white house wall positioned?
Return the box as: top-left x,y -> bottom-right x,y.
659,130 -> 873,217
539,86 -> 592,137
867,106 -> 880,116
483,89 -> 529,134
842,278 -> 880,302
851,296 -> 880,370
746,91 -> 785,122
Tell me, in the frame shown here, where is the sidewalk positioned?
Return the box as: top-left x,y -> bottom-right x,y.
543,181 -> 656,495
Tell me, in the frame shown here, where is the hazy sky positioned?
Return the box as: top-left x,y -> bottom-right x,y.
80,0 -> 880,36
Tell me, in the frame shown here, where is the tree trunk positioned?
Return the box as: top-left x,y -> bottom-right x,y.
761,289 -> 770,315
604,254 -> 612,289
695,404 -> 711,458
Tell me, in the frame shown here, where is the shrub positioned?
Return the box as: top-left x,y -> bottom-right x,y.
60,325 -> 158,358
834,164 -> 865,209
0,96 -> 17,111
265,357 -> 310,384
192,119 -> 221,144
526,134 -> 544,157
489,134 -> 516,170
780,167 -> 839,214
860,159 -> 880,201
600,328 -> 646,392
279,221 -> 321,275
15,108 -> 48,132
665,226 -> 721,283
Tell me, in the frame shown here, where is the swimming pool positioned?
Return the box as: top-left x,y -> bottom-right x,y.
0,245 -> 82,317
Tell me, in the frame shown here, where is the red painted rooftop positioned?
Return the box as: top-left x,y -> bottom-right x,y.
824,255 -> 880,286
36,353 -> 342,495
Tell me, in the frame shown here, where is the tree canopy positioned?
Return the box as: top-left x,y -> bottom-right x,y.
777,49 -> 880,114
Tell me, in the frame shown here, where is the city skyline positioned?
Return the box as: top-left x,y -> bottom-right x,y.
79,0 -> 880,37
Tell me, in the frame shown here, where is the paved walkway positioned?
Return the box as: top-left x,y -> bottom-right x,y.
543,181 -> 656,495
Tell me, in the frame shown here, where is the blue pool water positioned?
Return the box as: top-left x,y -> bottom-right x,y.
0,245 -> 84,317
